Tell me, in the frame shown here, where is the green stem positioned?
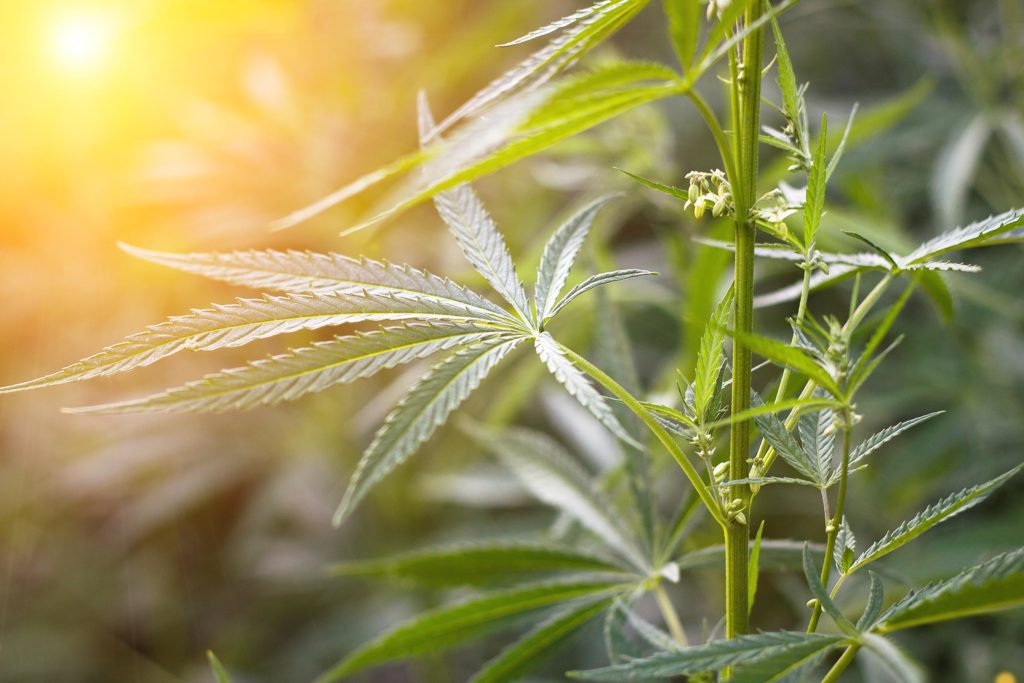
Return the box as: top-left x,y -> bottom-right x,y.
808,425 -> 852,633
820,643 -> 861,683
655,584 -> 689,646
557,343 -> 727,528
725,0 -> 767,642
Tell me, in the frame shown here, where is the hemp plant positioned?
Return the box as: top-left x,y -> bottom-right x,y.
4,1 -> 1024,681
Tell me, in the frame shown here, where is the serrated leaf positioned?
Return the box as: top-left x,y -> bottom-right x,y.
570,632 -> 845,680
848,465 -> 1023,575
694,286 -> 733,423
771,17 -> 800,137
834,517 -> 857,575
350,78 -> 685,234
751,392 -> 818,482
804,115 -> 828,245
119,244 -> 513,322
729,636 -> 839,683
534,332 -> 637,446
798,406 -> 836,484
315,577 -> 626,683
730,330 -> 842,397
469,424 -> 646,569
329,541 -> 630,586
877,547 -> 1024,632
425,0 -> 652,140
858,572 -> 886,631
470,595 -> 614,683
548,270 -> 655,319
498,0 -> 631,47
616,168 -> 689,201
334,336 -> 521,525
904,206 -> 1024,264
844,412 -> 943,473
750,521 -> 765,614
803,544 -> 859,636
67,324 -> 501,415
2,292 -> 505,395
536,196 -> 618,322
861,634 -> 925,683
664,0 -> 700,69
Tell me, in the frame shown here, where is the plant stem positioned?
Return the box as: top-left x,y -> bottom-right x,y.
808,425 -> 852,633
820,643 -> 861,683
725,0 -> 767,642
557,343 -> 727,528
655,584 -> 689,646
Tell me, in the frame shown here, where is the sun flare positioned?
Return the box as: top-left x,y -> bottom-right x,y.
50,13 -> 111,73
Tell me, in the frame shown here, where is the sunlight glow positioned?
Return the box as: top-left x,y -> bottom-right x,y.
51,14 -> 111,73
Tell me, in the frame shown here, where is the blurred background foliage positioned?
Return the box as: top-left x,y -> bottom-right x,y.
0,0 -> 1020,681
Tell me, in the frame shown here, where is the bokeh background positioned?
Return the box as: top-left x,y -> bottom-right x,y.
0,1 -> 1021,681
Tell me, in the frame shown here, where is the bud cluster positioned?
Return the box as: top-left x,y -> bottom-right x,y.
684,169 -> 733,220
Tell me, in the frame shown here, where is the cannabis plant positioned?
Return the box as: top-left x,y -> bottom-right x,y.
5,1 -> 1024,681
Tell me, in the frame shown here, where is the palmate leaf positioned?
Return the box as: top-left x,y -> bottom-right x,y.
751,392 -> 818,483
571,632 -> 846,680
469,424 -> 647,570
334,336 -> 522,525
470,595 -> 615,683
315,577 -> 627,683
120,244 -> 513,322
1,292 -> 507,395
877,547 -> 1024,632
64,323 -> 501,415
535,195 -> 618,322
847,465 -> 1022,576
534,332 -> 638,446
329,541 -> 631,587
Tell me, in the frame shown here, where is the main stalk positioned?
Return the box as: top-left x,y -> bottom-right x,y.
725,0 -> 766,639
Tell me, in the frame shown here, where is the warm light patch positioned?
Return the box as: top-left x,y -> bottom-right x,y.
996,673 -> 1018,683
50,13 -> 112,73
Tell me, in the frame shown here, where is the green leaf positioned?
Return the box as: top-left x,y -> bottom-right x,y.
548,270 -> 656,319
751,392 -> 818,483
843,231 -> 899,270
534,333 -> 638,446
749,520 -> 765,615
803,543 -> 859,636
119,244 -> 513,322
845,412 -> 943,472
2,292 -> 508,395
877,547 -> 1024,632
536,196 -> 618,322
771,16 -> 800,133
469,424 -> 646,569
798,405 -> 837,485
469,595 -> 614,683
835,517 -> 857,575
334,337 -> 522,526
861,634 -> 925,683
804,115 -> 828,245
729,636 -> 840,683
67,324 -> 503,415
847,284 -> 915,393
857,572 -> 886,631
349,78 -> 685,234
616,168 -> 689,201
694,286 -> 733,423
315,577 -> 626,682
826,104 -> 858,181
570,631 -> 845,680
207,651 -> 232,683
729,329 -> 842,397
848,465 -> 1023,575
497,0 -> 634,47
904,206 -> 1024,264
428,0 -> 653,139
329,541 -> 630,586
664,0 -> 700,69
